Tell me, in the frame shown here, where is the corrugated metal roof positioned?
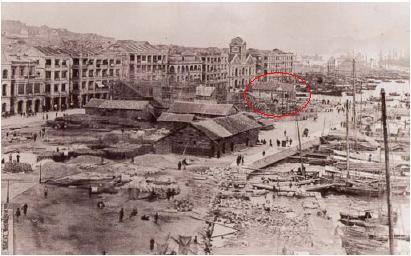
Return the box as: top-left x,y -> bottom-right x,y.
157,112 -> 195,123
97,100 -> 150,110
84,98 -> 106,108
196,86 -> 215,97
168,101 -> 235,116
111,40 -> 162,53
192,113 -> 261,140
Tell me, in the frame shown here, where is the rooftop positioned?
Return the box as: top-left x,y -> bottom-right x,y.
157,112 -> 195,123
84,99 -> 150,110
192,113 -> 261,140
168,101 -> 236,116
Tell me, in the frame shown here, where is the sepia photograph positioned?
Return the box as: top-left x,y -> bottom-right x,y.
1,1 -> 410,255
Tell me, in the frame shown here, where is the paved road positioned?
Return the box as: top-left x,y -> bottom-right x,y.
1,109 -> 85,129
231,110 -> 344,167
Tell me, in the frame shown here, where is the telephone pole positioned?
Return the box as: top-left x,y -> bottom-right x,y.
381,89 -> 394,254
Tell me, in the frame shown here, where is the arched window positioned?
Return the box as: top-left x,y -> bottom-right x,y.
2,70 -> 8,79
2,84 -> 7,96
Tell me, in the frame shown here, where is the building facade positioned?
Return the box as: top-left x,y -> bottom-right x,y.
227,37 -> 256,91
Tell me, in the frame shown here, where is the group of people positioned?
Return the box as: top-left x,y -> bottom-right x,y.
3,152 -> 21,164
177,159 -> 188,170
236,155 -> 245,166
14,203 -> 29,222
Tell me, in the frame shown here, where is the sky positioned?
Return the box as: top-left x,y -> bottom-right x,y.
2,2 -> 410,56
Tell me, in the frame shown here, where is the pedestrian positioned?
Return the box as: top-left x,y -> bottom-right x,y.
289,138 -> 293,146
150,238 -> 155,251
154,212 -> 159,224
130,208 -> 138,218
119,208 -> 124,222
284,130 -> 287,137
22,203 -> 28,216
15,207 -> 21,222
276,139 -> 280,147
16,153 -> 20,163
241,155 -> 244,165
262,151 -> 266,156
236,155 -> 241,166
44,187 -> 48,199
269,139 -> 272,147
178,161 -> 182,170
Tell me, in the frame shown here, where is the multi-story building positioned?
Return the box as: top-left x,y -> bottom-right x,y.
227,37 -> 256,91
29,46 -> 72,111
70,49 -> 123,107
1,36 -> 295,115
1,52 -> 44,114
108,40 -> 168,82
249,48 -> 294,81
198,48 -> 229,90
168,53 -> 202,83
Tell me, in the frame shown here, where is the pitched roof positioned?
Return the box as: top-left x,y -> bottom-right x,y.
192,113 -> 261,140
33,46 -> 103,56
111,40 -> 162,53
196,85 -> 215,97
168,101 -> 235,116
84,98 -> 106,108
84,99 -> 150,110
97,100 -> 150,110
157,112 -> 195,123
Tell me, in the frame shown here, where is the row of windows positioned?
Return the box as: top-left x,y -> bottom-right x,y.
130,54 -> 167,63
73,58 -> 121,66
169,65 -> 202,73
45,71 -> 68,79
45,59 -> 68,66
80,69 -> 120,78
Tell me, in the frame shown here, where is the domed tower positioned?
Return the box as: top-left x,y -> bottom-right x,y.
229,37 -> 247,62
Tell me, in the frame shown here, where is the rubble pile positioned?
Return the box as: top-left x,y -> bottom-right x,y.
2,162 -> 32,173
173,198 -> 194,212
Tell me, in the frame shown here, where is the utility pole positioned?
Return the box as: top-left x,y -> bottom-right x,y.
346,100 -> 350,177
6,180 -> 10,204
39,163 -> 42,183
381,89 -> 394,254
352,59 -> 357,149
296,118 -> 305,178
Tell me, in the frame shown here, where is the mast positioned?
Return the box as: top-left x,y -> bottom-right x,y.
352,58 -> 357,148
381,89 -> 394,254
296,118 -> 305,178
345,99 -> 350,176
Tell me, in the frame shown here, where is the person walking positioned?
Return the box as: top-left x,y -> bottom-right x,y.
154,212 -> 159,224
178,161 -> 182,170
262,151 -> 266,157
269,139 -> 272,147
150,238 -> 155,251
289,138 -> 293,146
16,153 -> 20,163
119,208 -> 124,222
22,203 -> 28,216
276,139 -> 280,147
15,207 -> 21,222
44,187 -> 48,199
